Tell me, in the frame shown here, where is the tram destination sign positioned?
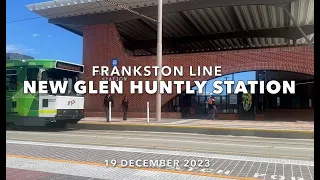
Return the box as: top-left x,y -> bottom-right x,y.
56,61 -> 84,73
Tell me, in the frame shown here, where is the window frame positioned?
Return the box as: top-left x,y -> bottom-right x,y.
26,67 -> 40,92
6,68 -> 18,91
27,67 -> 40,82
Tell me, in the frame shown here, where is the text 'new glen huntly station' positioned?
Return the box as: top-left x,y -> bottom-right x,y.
23,0 -> 313,121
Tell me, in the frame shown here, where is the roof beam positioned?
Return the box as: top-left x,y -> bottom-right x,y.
178,12 -> 203,35
48,0 -> 297,26
286,3 -> 291,46
133,43 -> 310,56
55,24 -> 83,36
124,25 -> 314,50
281,5 -> 312,44
136,19 -> 157,36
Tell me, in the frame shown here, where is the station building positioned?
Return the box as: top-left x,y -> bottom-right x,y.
27,0 -> 314,121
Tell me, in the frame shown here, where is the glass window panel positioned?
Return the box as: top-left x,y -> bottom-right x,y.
215,96 -> 221,105
234,108 -> 238,113
221,96 -> 227,113
291,97 -> 300,108
6,75 -> 17,91
199,96 -> 206,105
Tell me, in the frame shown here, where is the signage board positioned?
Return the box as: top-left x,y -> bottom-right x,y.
229,94 -> 237,104
238,85 -> 255,120
111,58 -> 119,67
55,61 -> 84,73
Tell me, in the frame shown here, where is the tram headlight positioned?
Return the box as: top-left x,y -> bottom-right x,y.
57,109 -> 67,114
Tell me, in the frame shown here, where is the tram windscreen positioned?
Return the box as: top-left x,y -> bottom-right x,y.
42,69 -> 81,96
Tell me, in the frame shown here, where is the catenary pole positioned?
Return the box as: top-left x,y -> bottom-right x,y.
103,0 -> 163,121
156,0 -> 163,121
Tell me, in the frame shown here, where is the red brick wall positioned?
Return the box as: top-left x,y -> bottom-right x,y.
82,24 -> 314,118
263,109 -> 314,121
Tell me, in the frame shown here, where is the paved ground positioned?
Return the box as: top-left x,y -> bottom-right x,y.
6,130 -> 314,160
6,157 -> 228,180
6,129 -> 314,180
6,168 -> 105,180
80,117 -> 314,131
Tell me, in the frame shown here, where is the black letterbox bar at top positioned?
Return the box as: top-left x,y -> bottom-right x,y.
55,61 -> 84,73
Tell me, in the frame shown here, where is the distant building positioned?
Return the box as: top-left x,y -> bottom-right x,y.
6,53 -> 34,60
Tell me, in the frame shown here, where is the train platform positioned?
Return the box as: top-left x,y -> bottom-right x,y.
68,117 -> 314,139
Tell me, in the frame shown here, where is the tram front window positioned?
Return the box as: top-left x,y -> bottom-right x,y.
42,69 -> 81,96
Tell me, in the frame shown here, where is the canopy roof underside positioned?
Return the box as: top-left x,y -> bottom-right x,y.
27,0 -> 314,55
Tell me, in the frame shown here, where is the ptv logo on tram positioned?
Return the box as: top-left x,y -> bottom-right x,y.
67,100 -> 76,106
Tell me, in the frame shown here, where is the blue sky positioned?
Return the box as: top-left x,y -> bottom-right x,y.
6,0 -> 255,84
6,0 -> 83,64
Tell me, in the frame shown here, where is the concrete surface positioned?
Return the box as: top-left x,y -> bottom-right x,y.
68,117 -> 314,139
6,130 -> 314,180
6,130 -> 314,160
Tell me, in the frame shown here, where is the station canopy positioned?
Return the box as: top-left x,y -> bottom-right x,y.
27,0 -> 314,56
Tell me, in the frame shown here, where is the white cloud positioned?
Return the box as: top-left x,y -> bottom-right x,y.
6,44 -> 38,54
32,33 -> 40,37
6,44 -> 19,52
48,35 -> 53,38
